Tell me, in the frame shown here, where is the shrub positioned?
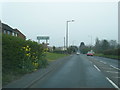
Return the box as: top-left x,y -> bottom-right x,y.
103,49 -> 118,56
2,34 -> 48,76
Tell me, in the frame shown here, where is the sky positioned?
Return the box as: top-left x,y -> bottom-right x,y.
0,0 -> 118,47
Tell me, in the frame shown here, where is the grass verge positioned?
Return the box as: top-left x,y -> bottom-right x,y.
46,52 -> 68,62
3,52 -> 68,86
94,53 -> 120,60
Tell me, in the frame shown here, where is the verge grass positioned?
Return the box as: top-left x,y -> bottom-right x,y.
46,52 -> 68,62
95,53 -> 120,60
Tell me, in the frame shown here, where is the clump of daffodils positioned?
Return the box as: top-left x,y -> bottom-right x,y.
43,48 -> 49,54
21,45 -> 48,72
22,45 -> 31,57
21,45 -> 40,70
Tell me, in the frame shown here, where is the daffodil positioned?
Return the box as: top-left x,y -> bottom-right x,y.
34,63 -> 38,66
22,47 -> 26,49
25,48 -> 29,51
26,53 -> 31,57
26,54 -> 29,56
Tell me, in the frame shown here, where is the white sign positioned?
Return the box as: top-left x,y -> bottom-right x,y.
37,36 -> 49,40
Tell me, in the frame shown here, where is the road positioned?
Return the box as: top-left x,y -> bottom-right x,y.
29,54 -> 120,88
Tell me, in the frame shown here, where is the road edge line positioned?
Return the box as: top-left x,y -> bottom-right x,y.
106,77 -> 119,89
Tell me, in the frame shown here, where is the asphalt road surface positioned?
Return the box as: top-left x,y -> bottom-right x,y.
30,54 -> 120,88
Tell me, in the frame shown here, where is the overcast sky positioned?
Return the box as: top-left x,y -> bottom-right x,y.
1,1 -> 118,47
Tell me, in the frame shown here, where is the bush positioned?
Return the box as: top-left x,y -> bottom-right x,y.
103,49 -> 119,56
2,34 -> 48,84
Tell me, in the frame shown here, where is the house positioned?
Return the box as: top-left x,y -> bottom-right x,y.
14,29 -> 26,39
2,22 -> 26,39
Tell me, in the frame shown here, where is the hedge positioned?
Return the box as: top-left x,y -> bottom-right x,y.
2,34 -> 48,85
103,48 -> 120,56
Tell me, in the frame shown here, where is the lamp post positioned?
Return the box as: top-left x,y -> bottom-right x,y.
66,20 -> 74,49
88,35 -> 92,50
64,37 -> 65,50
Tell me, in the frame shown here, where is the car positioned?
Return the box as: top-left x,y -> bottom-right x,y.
86,51 -> 93,56
76,52 -> 80,55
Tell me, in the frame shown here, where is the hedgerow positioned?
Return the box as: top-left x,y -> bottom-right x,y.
103,48 -> 119,56
2,34 -> 48,85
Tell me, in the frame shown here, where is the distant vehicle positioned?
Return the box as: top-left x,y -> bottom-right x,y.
86,51 -> 93,56
76,52 -> 80,55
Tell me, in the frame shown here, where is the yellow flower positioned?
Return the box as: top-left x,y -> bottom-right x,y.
29,48 -> 31,51
32,62 -> 35,65
35,63 -> 38,66
26,54 -> 29,56
22,47 -> 26,49
26,53 -> 30,56
32,62 -> 39,68
26,48 -> 28,51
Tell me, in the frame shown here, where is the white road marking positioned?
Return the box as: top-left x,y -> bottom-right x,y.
106,77 -> 119,88
94,65 -> 101,72
89,61 -> 93,64
113,77 -> 120,79
100,61 -> 106,64
110,65 -> 120,70
106,71 -> 119,73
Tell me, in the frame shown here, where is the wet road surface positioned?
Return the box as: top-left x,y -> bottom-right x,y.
30,54 -> 117,88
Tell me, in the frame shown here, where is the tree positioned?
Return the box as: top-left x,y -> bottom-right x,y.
80,42 -> 85,47
94,37 -> 101,53
109,40 -> 117,49
101,39 -> 110,51
79,42 -> 88,54
67,46 -> 78,54
53,46 -> 56,51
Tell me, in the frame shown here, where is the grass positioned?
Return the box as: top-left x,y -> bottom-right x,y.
3,52 -> 68,86
94,53 -> 120,60
2,72 -> 25,86
46,52 -> 68,62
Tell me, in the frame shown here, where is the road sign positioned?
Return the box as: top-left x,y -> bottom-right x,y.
37,36 -> 49,40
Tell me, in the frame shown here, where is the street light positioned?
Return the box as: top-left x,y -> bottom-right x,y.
66,20 -> 75,49
88,35 -> 92,50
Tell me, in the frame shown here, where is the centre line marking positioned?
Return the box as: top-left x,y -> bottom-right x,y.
94,65 -> 100,72
106,77 -> 119,88
110,65 -> 120,70
106,71 -> 118,73
113,77 -> 120,79
100,61 -> 106,64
